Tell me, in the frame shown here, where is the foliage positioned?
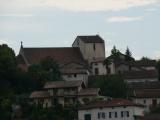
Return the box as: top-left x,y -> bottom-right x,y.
141,56 -> 151,61
0,44 -> 17,80
103,58 -> 112,74
28,57 -> 61,86
88,75 -> 128,98
125,47 -> 133,61
151,104 -> 160,113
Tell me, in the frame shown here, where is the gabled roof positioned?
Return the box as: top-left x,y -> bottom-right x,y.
78,88 -> 100,96
134,89 -> 160,98
130,60 -> 156,67
141,114 -> 160,120
30,91 -> 50,98
19,47 -> 86,66
79,98 -> 144,110
123,70 -> 158,79
44,80 -> 85,89
128,81 -> 160,89
77,35 -> 104,43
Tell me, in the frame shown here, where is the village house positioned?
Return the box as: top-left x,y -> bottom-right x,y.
30,91 -> 52,108
30,80 -> 101,107
123,70 -> 158,83
78,99 -> 145,120
132,89 -> 160,112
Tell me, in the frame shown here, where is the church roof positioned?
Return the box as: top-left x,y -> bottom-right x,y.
77,35 -> 104,43
20,47 -> 86,66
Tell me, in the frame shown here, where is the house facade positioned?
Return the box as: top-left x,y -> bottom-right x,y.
78,99 -> 145,120
132,89 -> 160,112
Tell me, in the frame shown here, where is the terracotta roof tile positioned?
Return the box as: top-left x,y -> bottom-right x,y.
141,114 -> 160,120
79,99 -> 144,110
21,47 -> 86,66
123,70 -> 158,79
134,89 -> 160,98
44,80 -> 83,89
78,88 -> 100,96
30,91 -> 50,98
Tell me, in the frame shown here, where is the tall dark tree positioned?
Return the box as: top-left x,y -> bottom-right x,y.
111,45 -> 120,61
0,44 -> 17,80
125,47 -> 133,61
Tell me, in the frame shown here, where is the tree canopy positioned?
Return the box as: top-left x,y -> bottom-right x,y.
125,47 -> 133,61
88,75 -> 128,98
28,57 -> 61,86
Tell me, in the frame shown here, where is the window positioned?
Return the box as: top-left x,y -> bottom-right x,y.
109,112 -> 112,118
152,99 -> 157,106
102,112 -> 105,119
98,113 -> 100,119
93,43 -> 96,51
126,111 -> 129,117
115,112 -> 117,118
68,74 -> 72,78
144,100 -> 146,104
121,111 -> 124,118
95,68 -> 99,75
74,74 -> 77,77
95,63 -> 98,65
85,114 -> 91,120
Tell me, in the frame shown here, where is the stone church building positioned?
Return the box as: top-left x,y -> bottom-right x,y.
17,35 -> 107,85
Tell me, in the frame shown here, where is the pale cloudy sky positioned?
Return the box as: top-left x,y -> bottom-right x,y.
0,0 -> 160,59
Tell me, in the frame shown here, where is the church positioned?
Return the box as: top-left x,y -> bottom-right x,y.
17,35 -> 107,85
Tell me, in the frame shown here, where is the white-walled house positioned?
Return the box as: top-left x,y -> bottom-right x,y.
60,62 -> 90,85
78,99 -> 145,120
132,89 -> 160,112
90,58 -> 106,75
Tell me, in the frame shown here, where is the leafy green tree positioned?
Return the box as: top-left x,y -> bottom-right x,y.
88,75 -> 128,98
0,44 -> 17,80
125,47 -> 133,61
28,57 -> 61,87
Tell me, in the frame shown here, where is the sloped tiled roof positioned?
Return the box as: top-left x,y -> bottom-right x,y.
128,81 -> 160,89
78,88 -> 100,96
77,35 -> 104,43
30,91 -> 50,98
79,99 -> 144,110
134,89 -> 160,98
44,80 -> 84,89
141,114 -> 160,120
130,60 -> 156,67
123,70 -> 158,79
21,47 -> 86,66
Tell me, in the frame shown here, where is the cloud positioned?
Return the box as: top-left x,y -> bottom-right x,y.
0,14 -> 34,17
153,51 -> 160,60
0,0 -> 159,13
106,16 -> 143,23
145,8 -> 157,12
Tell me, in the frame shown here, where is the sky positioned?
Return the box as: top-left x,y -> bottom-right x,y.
0,0 -> 160,59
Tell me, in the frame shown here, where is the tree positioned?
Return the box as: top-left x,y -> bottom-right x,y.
28,57 -> 61,87
141,56 -> 151,61
88,75 -> 128,98
0,44 -> 17,80
111,46 -> 120,61
125,47 -> 133,61
103,58 -> 111,74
